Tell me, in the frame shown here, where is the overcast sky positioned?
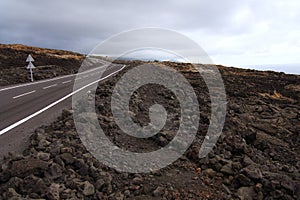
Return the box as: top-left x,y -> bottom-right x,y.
0,0 -> 299,74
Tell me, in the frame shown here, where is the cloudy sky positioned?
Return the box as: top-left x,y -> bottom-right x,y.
1,0 -> 299,74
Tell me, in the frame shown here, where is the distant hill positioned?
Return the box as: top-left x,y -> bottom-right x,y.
0,44 -> 83,69
0,44 -> 84,86
241,63 -> 300,75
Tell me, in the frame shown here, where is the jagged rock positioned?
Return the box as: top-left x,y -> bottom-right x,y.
60,147 -> 74,154
221,163 -> 235,175
45,163 -> 63,180
237,186 -> 255,200
37,152 -> 50,161
230,103 -> 242,114
10,158 -> 48,177
37,139 -> 51,149
62,109 -> 73,118
60,188 -> 77,199
243,156 -> 255,166
244,132 -> 257,145
4,188 -> 21,199
95,172 -> 112,193
152,186 -> 164,197
115,191 -> 125,200
203,168 -> 217,177
241,165 -> 262,180
132,176 -> 143,185
263,171 -> 298,195
6,177 -> 24,189
82,181 -> 95,196
234,174 -> 253,186
21,175 -> 47,195
0,170 -> 11,182
47,183 -> 61,200
59,153 -> 74,164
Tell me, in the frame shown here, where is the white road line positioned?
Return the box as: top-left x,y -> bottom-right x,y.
0,65 -> 126,135
75,77 -> 82,80
43,84 -> 57,89
62,80 -> 72,84
13,90 -> 36,99
0,63 -> 110,92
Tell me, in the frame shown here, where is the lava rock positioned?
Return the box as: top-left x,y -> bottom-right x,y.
237,186 -> 256,200
82,181 -> 95,196
221,163 -> 235,175
10,158 -> 48,177
241,165 -> 263,180
37,152 -> 50,161
152,186 -> 164,197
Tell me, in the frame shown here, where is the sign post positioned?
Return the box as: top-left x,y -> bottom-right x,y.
26,54 -> 35,82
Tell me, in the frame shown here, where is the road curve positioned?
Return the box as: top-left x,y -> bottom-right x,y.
0,60 -> 125,156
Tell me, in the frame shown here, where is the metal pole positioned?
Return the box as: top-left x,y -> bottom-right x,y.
30,67 -> 33,82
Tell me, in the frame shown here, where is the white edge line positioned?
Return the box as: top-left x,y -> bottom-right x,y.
62,80 -> 72,84
12,90 -> 36,99
1,74 -> 74,92
0,62 -> 110,92
0,65 -> 125,135
43,84 -> 57,89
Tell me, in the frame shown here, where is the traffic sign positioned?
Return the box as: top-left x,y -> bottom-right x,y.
26,54 -> 35,82
27,62 -> 35,69
26,54 -> 34,62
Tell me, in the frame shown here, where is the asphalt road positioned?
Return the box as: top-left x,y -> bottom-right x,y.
0,59 -> 125,156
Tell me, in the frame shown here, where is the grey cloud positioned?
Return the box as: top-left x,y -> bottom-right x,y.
0,0 -> 299,73
0,0 -> 245,51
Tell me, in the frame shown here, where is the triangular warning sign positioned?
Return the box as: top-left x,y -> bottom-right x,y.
26,54 -> 34,62
27,62 -> 35,69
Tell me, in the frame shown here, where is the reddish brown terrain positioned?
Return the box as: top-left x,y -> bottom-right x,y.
0,44 -> 299,199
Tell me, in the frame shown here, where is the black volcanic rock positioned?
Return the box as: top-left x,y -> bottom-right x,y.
0,60 -> 299,199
